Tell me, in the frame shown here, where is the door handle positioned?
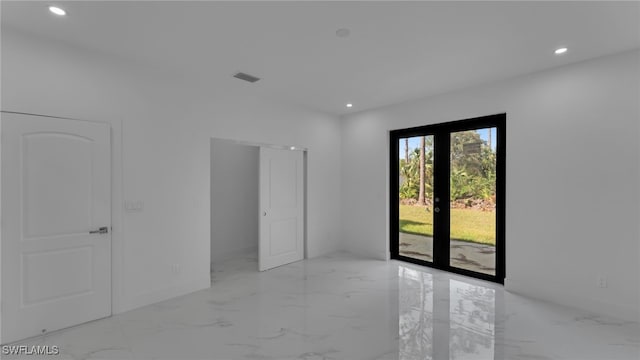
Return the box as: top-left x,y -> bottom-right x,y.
89,227 -> 109,234
434,207 -> 440,213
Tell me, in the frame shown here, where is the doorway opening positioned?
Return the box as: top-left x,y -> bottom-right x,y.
210,139 -> 260,268
390,114 -> 506,283
210,138 -> 307,276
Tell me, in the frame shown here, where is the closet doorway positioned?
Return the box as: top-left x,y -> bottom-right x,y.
210,139 -> 305,273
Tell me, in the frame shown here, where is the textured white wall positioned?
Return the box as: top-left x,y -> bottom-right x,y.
1,29 -> 342,314
341,50 -> 640,321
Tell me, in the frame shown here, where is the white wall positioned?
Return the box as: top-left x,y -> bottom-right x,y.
210,140 -> 259,264
1,29 -> 342,315
341,50 -> 640,321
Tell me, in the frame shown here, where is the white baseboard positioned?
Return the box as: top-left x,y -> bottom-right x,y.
118,277 -> 210,314
505,277 -> 640,323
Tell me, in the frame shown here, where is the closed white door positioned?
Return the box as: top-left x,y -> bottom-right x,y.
259,147 -> 304,271
1,113 -> 111,344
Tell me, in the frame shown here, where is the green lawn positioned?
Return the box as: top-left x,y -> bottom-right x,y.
399,204 -> 496,245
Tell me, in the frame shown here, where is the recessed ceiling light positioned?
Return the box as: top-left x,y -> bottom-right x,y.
336,28 -> 351,38
346,103 -> 353,108
290,146 -> 296,150
554,47 -> 568,55
49,6 -> 66,16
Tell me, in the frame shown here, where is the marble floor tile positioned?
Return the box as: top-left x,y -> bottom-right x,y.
5,252 -> 639,359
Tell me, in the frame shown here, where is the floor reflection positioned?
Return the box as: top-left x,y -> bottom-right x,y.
399,267 -> 434,360
398,266 -> 496,360
449,279 -> 495,360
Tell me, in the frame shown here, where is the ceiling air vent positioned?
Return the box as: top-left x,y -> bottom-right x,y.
233,72 -> 261,83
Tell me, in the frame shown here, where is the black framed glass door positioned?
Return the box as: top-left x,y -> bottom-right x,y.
390,114 -> 506,283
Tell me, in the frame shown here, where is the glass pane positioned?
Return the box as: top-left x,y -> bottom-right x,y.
449,128 -> 497,275
399,135 -> 434,262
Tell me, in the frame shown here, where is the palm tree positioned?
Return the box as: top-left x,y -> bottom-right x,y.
404,138 -> 409,163
418,136 -> 426,205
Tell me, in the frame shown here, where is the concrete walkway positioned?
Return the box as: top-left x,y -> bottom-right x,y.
398,232 -> 496,275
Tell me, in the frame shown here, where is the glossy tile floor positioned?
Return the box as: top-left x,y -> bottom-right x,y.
7,252 -> 639,359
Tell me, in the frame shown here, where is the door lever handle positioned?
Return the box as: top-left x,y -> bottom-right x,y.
89,227 -> 109,234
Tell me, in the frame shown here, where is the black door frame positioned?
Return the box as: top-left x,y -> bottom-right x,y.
390,113 -> 506,284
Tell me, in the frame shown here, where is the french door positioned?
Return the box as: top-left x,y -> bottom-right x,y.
390,114 -> 505,283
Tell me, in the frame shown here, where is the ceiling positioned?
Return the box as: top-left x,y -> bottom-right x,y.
2,1 -> 639,115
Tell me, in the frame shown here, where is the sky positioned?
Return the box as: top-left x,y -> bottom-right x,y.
401,128 -> 497,158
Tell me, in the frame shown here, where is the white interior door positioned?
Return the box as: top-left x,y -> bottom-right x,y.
1,113 -> 111,344
259,147 -> 304,271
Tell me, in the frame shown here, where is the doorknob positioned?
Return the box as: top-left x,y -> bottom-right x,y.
263,211 -> 267,216
434,207 -> 440,213
89,227 -> 109,234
